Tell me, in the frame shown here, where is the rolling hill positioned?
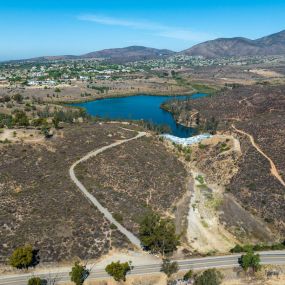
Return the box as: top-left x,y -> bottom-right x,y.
81,46 -> 175,63
19,46 -> 175,63
182,30 -> 285,58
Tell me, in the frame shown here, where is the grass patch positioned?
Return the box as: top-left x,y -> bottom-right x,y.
198,143 -> 207,150
195,175 -> 206,186
220,142 -> 230,153
191,83 -> 218,94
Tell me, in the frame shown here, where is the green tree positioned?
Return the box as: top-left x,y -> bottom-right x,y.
239,251 -> 261,272
27,277 -> 44,285
139,212 -> 180,255
13,110 -> 29,126
9,245 -> 34,269
160,259 -> 178,277
69,262 -> 89,285
194,269 -> 223,285
105,261 -> 132,282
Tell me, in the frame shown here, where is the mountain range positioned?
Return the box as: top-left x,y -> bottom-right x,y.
182,29 -> 285,58
9,29 -> 285,63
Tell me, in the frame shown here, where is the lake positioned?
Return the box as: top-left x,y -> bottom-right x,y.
71,93 -> 207,138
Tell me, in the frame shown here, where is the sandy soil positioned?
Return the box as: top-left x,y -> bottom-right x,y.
187,170 -> 237,253
94,250 -> 160,269
0,128 -> 44,143
62,273 -> 167,285
249,69 -> 284,78
184,135 -> 241,253
223,278 -> 285,285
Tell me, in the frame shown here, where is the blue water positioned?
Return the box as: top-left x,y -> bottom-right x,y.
71,93 -> 207,138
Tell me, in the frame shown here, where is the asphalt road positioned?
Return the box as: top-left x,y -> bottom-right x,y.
1,251 -> 284,285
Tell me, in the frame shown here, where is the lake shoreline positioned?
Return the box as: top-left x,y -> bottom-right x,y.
56,90 -> 196,105
68,93 -> 208,138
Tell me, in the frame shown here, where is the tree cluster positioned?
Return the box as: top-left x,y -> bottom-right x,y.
69,262 -> 89,285
139,212 -> 180,255
239,251 -> 261,272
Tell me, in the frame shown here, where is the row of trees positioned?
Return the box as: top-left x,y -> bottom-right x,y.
9,212 -> 263,285
26,260 -> 223,285
10,247 -> 262,285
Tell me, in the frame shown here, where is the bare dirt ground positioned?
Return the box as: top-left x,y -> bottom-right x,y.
62,274 -> 167,285
187,170 -> 237,253
221,265 -> 285,285
249,69 -> 284,78
163,135 -> 240,253
0,128 -> 44,143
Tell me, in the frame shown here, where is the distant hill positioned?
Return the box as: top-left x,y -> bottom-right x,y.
81,46 -> 175,63
16,46 -> 175,63
28,55 -> 78,61
182,30 -> 285,58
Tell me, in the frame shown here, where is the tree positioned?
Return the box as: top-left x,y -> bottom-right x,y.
9,245 -> 34,269
194,269 -> 223,285
28,277 -> 45,285
69,262 -> 89,285
239,251 -> 261,272
139,212 -> 180,255
105,261 -> 132,282
160,259 -> 178,277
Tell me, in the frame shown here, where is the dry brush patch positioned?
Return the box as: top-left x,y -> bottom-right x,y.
0,123 -> 140,263
75,136 -> 189,234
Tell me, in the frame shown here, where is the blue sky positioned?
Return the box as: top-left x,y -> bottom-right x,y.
1,0 -> 284,60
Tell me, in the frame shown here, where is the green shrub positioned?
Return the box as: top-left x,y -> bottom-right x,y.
230,242 -> 285,253
113,212 -> 123,223
239,251 -> 261,272
194,269 -> 223,285
9,245 -> 33,269
28,277 -> 44,285
105,261 -> 132,282
183,269 -> 193,281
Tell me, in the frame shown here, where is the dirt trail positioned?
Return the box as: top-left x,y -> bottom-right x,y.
69,130 -> 146,249
232,125 -> 285,188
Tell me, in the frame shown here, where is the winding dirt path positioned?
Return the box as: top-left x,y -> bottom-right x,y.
69,131 -> 146,248
232,125 -> 285,188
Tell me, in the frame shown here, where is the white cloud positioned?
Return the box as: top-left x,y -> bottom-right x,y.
77,14 -> 211,42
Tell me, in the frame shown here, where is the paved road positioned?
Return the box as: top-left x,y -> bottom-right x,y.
69,131 -> 146,248
1,251 -> 285,285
